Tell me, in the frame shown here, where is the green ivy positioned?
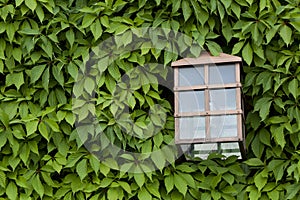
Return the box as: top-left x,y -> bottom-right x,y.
0,0 -> 300,199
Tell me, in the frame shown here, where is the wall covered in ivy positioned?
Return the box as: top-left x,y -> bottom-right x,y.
0,0 -> 300,199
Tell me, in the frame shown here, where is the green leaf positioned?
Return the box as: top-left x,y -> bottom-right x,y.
285,183 -> 300,199
84,77 -> 95,95
254,97 -> 272,121
254,169 -> 268,191
273,126 -> 285,149
259,129 -> 271,146
174,173 -> 187,196
0,171 -> 6,188
118,181 -> 132,194
66,29 -> 75,47
164,175 -> 174,193
134,173 -> 145,188
6,181 -> 18,200
76,159 -> 88,181
279,25 -> 292,46
231,41 -> 245,54
206,41 -> 222,56
242,42 -> 253,65
25,0 -> 37,11
190,0 -> 208,25
38,122 -> 49,141
25,119 -> 39,136
52,65 -> 64,86
107,188 -> 119,200
151,150 -> 165,171
90,19 -> 103,41
0,108 -> 9,129
108,64 -> 121,80
244,158 -> 264,166
36,4 -> 44,22
182,0 -> 192,21
19,143 -> 30,164
6,23 -> 16,43
6,72 -> 24,90
32,175 -> 44,198
44,118 -> 60,132
30,65 -> 46,84
12,48 -> 22,62
288,79 -> 298,99
16,0 -> 24,6
138,187 -> 152,200
81,14 -> 97,28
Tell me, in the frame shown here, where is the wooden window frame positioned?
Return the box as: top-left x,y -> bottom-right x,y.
174,62 -> 244,145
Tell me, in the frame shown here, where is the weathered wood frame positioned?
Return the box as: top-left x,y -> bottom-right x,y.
172,52 -> 245,157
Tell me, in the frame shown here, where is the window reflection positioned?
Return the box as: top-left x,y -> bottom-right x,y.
179,91 -> 205,113
179,66 -> 204,86
209,64 -> 235,84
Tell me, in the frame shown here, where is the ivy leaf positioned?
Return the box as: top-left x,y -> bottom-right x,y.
174,173 -> 187,196
6,181 -> 18,200
151,150 -> 165,171
16,0 -> 24,7
90,19 -> 103,41
6,23 -> 16,43
279,25 -> 292,46
244,158 -> 264,166
118,181 -> 132,194
254,97 -> 272,121
242,42 -> 253,65
76,159 -> 88,181
66,29 -> 75,48
6,72 -> 24,90
138,187 -> 152,200
84,77 -> 95,95
38,122 -> 49,141
206,41 -> 222,56
273,126 -> 285,149
32,175 -> 44,198
254,169 -> 268,191
288,79 -> 298,99
44,118 -> 60,132
25,119 -> 39,136
30,65 -> 46,84
25,0 -> 37,12
0,108 -> 9,129
81,14 -> 97,28
164,175 -> 174,193
134,173 -> 145,188
182,0 -> 192,21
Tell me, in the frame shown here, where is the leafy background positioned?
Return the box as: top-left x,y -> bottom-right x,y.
0,0 -> 300,199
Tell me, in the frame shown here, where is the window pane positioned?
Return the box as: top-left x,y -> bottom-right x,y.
179,66 -> 204,86
209,89 -> 236,111
221,142 -> 242,158
210,115 -> 237,138
209,64 -> 235,84
184,142 -> 242,160
192,143 -> 218,159
179,91 -> 205,113
179,117 -> 205,139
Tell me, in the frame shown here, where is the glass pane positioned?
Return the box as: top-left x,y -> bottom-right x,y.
179,117 -> 205,140
179,66 -> 204,86
179,91 -> 205,113
209,89 -> 236,111
192,143 -> 218,159
184,142 -> 242,159
209,64 -> 235,84
221,142 -> 242,158
210,115 -> 237,138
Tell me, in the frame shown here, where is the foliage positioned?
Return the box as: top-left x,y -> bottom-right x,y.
0,0 -> 299,199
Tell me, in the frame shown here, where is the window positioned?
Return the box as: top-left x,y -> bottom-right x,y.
172,52 -> 245,159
